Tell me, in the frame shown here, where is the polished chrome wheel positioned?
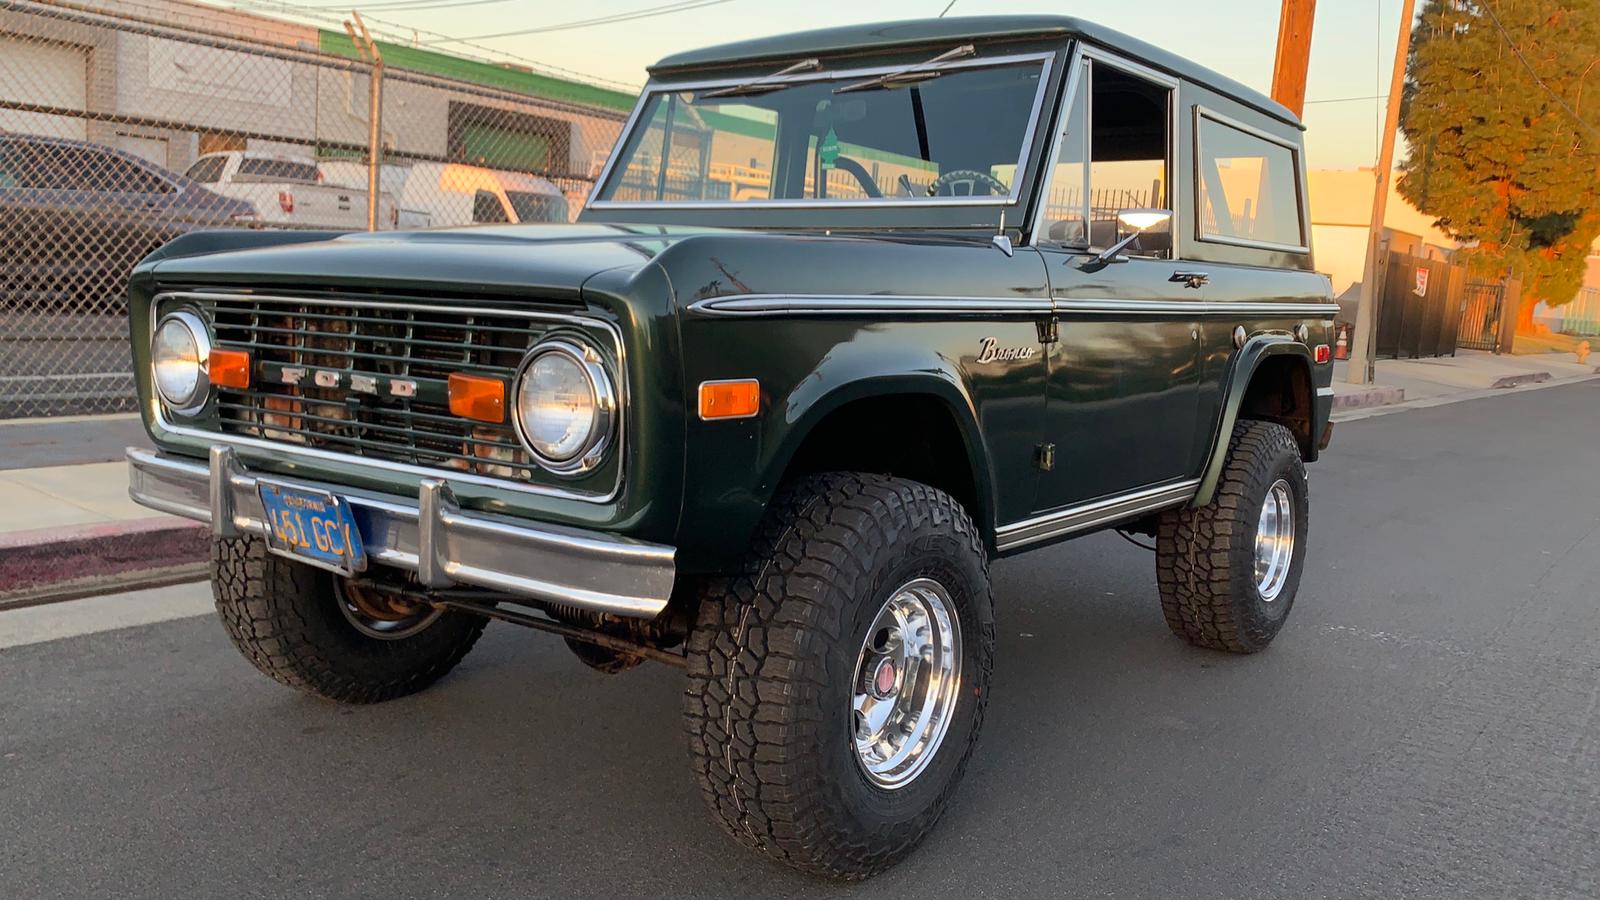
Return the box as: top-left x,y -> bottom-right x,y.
851,577 -> 962,790
1254,478 -> 1296,602
336,580 -> 443,640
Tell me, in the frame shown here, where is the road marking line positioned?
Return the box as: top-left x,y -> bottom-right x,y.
0,582 -> 213,651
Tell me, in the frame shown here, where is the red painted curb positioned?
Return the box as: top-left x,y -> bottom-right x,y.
0,517 -> 208,593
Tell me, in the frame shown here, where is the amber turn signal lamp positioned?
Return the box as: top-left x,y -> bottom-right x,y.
448,372 -> 507,423
699,379 -> 760,420
208,348 -> 252,389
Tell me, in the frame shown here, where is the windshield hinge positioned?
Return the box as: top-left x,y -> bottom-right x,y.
1036,317 -> 1058,345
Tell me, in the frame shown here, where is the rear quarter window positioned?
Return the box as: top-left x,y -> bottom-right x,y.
1195,113 -> 1305,251
238,158 -> 319,183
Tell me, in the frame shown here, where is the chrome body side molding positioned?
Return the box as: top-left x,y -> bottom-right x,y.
995,479 -> 1201,552
687,293 -> 1338,319
687,294 -> 1056,317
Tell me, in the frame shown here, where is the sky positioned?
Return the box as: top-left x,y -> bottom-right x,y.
241,0 -> 1409,173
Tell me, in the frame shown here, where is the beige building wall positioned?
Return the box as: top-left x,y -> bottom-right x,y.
1306,168 -> 1461,295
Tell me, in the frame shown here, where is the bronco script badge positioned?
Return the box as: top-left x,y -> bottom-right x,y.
975,336 -> 1038,364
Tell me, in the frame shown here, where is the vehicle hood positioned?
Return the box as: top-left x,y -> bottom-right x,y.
145,223 -> 732,302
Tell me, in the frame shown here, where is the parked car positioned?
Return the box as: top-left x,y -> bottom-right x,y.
395,162 -> 570,225
183,151 -> 400,230
0,133 -> 255,309
125,15 -> 1336,881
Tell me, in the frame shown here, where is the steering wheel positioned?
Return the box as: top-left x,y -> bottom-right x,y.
928,169 -> 1009,197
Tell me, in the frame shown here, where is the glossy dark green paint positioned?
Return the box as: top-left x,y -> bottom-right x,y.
128,17 -> 1335,575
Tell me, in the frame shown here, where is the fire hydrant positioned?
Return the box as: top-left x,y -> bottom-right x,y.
1578,341 -> 1592,366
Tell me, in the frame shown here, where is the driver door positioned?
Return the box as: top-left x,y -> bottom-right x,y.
1031,54 -> 1204,514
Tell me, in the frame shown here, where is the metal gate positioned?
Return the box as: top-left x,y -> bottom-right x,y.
1375,252 -> 1466,359
1456,282 -> 1504,351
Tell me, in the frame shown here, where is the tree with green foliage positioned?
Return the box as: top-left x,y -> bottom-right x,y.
1398,0 -> 1600,328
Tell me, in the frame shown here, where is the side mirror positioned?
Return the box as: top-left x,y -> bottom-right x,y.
1095,208 -> 1174,263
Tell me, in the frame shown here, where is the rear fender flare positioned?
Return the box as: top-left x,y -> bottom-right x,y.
1191,335 -> 1315,507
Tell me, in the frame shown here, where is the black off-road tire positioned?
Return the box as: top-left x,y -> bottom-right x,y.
211,535 -> 487,703
684,473 -> 995,881
1157,419 -> 1309,653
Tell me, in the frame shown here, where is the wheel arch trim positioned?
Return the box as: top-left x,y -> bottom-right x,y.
765,372 -> 997,542
1192,335 -> 1316,508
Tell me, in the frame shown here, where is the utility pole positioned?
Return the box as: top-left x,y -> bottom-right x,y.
347,12 -> 384,232
1270,0 -> 1317,117
1347,0 -> 1416,385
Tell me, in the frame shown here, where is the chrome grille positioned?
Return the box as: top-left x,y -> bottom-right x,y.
205,296 -> 544,481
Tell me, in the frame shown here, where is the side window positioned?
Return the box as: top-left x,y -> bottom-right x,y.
1087,63 -> 1171,257
72,149 -> 171,194
472,189 -> 509,223
1195,114 -> 1304,249
1041,60 -> 1172,258
1040,61 -> 1088,245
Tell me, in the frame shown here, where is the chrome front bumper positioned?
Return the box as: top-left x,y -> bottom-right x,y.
126,446 -> 675,618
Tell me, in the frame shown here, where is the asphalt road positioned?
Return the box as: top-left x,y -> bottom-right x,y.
4,381 -> 1599,899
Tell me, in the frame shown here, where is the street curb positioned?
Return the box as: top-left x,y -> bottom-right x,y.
1332,371 -> 1600,423
1332,385 -> 1406,411
0,517 -> 207,600
1489,371 -> 1552,389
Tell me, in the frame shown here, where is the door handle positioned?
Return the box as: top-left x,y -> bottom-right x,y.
1170,271 -> 1209,289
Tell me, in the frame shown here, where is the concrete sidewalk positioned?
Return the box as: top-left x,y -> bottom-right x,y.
0,418 -> 203,606
1330,348 -> 1599,416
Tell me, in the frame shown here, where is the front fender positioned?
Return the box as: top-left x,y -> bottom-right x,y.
773,367 -> 993,522
672,329 -> 998,573
1191,335 -> 1315,507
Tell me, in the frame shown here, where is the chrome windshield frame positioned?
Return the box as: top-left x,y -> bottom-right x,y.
586,51 -> 1057,211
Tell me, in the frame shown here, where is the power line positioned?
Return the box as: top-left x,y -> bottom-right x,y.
938,0 -> 959,17
1304,94 -> 1385,105
223,0 -> 643,89
1476,0 -> 1598,140
426,0 -> 736,45
282,0 -> 517,11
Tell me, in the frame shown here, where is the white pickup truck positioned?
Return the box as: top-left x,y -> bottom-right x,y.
183,152 -> 401,230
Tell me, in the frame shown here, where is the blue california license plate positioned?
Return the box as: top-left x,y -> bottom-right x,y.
257,481 -> 367,576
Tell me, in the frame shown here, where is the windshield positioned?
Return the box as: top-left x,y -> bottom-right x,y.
595,57 -> 1047,205
185,156 -> 227,184
507,190 -> 569,223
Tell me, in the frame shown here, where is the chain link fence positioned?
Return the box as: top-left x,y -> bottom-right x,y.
0,0 -> 629,418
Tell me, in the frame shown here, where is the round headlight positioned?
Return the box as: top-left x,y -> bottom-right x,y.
152,311 -> 211,411
513,340 -> 615,473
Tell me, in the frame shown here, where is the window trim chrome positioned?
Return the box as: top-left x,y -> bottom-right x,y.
1192,105 -> 1311,255
1028,43 -> 1183,260
148,290 -> 627,505
587,51 -> 1056,211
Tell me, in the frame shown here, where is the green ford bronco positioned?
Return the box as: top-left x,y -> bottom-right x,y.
127,16 -> 1335,880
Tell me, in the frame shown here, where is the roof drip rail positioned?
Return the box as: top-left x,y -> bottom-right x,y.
833,44 -> 976,94
698,58 -> 823,99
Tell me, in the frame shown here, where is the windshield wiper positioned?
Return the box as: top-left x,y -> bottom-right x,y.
699,58 -> 822,99
832,44 -> 975,94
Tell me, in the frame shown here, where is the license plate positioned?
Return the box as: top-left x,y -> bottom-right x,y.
257,481 -> 367,576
